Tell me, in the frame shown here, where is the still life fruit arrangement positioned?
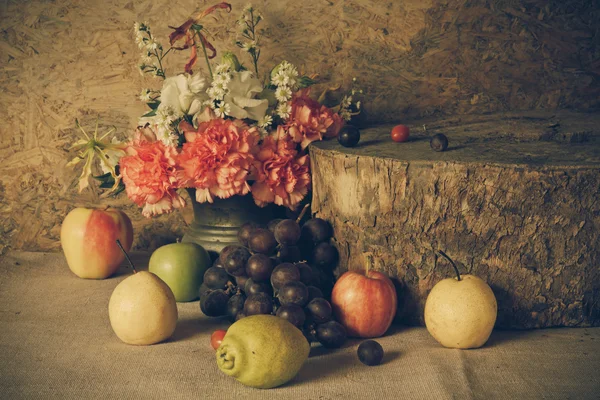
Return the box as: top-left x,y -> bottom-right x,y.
61,2 -> 498,391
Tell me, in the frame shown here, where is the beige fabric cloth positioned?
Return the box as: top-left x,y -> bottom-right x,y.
1,251 -> 598,400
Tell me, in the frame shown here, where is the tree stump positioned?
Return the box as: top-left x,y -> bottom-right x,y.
310,111 -> 600,329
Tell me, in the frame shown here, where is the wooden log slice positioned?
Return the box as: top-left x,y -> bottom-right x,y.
310,111 -> 600,329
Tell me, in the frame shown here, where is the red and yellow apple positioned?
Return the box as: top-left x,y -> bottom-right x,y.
331,270 -> 397,338
60,207 -> 133,279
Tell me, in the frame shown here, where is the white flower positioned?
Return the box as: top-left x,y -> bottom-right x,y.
133,22 -> 141,32
242,41 -> 257,52
222,70 -> 269,121
271,71 -> 289,87
135,35 -> 146,49
257,126 -> 269,138
214,73 -> 231,85
340,109 -> 352,121
100,137 -> 126,174
258,115 -> 273,128
214,63 -> 231,74
140,52 -> 153,64
151,73 -> 209,120
159,132 -> 179,147
275,86 -> 292,102
355,101 -> 361,110
146,38 -> 160,51
207,86 -> 225,101
139,89 -> 152,102
213,101 -> 231,118
276,103 -> 291,119
341,95 -> 352,108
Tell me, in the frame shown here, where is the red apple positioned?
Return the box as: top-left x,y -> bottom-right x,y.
331,270 -> 397,338
61,207 -> 133,279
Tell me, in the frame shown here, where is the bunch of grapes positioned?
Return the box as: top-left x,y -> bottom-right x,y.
198,214 -> 347,348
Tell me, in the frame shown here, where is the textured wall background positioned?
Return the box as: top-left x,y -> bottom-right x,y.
0,0 -> 598,252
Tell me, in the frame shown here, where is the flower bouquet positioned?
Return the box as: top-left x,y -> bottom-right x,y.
68,3 -> 361,219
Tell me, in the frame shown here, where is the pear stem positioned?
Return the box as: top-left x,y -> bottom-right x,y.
438,250 -> 461,281
116,239 -> 137,274
296,204 -> 310,223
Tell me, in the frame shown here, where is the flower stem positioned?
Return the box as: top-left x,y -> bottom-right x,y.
199,33 -> 213,79
296,204 -> 309,223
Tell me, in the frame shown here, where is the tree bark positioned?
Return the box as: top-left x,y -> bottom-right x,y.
310,112 -> 600,329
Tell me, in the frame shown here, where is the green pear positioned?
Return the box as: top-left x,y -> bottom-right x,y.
108,271 -> 178,345
216,315 -> 310,389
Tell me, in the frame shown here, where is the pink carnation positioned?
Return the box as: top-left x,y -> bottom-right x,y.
178,118 -> 259,203
251,133 -> 311,210
284,90 -> 344,149
119,127 -> 185,217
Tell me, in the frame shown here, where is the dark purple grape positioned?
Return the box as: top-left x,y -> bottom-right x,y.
306,286 -> 324,302
306,298 -> 332,324
249,228 -> 278,255
316,321 -> 347,348
237,222 -> 259,247
267,218 -> 284,232
270,263 -> 301,291
275,304 -> 306,329
338,125 -> 360,148
303,320 -> 318,343
300,218 -> 332,244
198,283 -> 212,299
357,340 -> 384,366
200,289 -> 229,317
278,281 -> 309,307
212,257 -> 225,269
246,254 -> 274,282
222,246 -> 251,276
219,245 -> 238,264
274,219 -> 301,246
312,242 -> 339,270
244,278 -> 273,296
430,133 -> 448,152
226,293 -> 246,322
235,275 -> 249,290
278,245 -> 302,263
243,293 -> 273,316
297,262 -> 316,286
203,266 -> 231,289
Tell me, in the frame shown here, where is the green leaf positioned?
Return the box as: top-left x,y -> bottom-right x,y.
99,181 -> 115,189
191,23 -> 203,31
93,172 -> 112,181
298,76 -> 317,89
142,109 -> 156,118
147,101 -> 160,110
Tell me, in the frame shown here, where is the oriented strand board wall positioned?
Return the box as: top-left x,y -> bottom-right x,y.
0,0 -> 598,252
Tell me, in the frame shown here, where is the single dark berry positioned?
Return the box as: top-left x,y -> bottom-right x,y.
237,222 -> 259,247
316,321 -> 347,348
430,133 -> 449,152
300,218 -> 333,244
248,228 -> 278,255
274,219 -> 302,246
357,340 -> 384,366
338,125 -> 360,148
311,242 -> 339,270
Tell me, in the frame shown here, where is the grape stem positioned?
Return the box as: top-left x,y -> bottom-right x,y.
296,204 -> 309,223
437,250 -> 460,281
116,239 -> 137,274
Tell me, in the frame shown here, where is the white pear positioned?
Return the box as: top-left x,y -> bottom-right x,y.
109,271 -> 178,345
424,252 -> 497,349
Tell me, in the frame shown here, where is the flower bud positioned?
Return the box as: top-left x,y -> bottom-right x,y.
222,52 -> 242,71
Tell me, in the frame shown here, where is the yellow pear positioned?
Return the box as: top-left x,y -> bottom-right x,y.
108,271 -> 178,345
216,315 -> 310,389
424,252 -> 497,349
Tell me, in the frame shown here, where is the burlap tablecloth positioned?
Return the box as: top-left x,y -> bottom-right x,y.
1,251 -> 598,399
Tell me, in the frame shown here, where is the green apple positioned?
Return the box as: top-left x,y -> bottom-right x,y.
148,242 -> 211,302
424,251 -> 497,349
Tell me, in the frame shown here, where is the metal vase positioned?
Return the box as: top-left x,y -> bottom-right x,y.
181,189 -> 283,259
